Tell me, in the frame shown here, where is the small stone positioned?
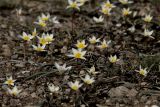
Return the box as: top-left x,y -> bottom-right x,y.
31,92 -> 38,98
108,86 -> 129,97
15,63 -> 25,68
127,89 -> 138,97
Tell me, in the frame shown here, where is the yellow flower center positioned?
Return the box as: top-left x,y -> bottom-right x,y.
36,47 -> 43,51
71,85 -> 78,91
85,80 -> 92,84
39,22 -> 46,27
105,3 -> 112,8
74,52 -> 82,58
7,80 -> 13,85
144,17 -> 151,22
71,3 -> 77,8
110,58 -> 117,63
101,44 -> 107,49
139,69 -> 145,76
123,10 -> 130,16
102,8 -> 110,15
42,17 -> 49,21
45,37 -> 54,42
12,91 -> 18,96
40,38 -> 48,45
23,36 -> 30,41
77,43 -> 85,49
90,40 -> 96,44
32,32 -> 37,37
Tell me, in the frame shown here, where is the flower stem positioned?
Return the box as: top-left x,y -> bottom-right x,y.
23,42 -> 27,61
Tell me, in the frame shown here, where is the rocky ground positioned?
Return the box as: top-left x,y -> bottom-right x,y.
0,0 -> 160,107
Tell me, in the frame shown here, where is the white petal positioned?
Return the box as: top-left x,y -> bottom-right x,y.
68,0 -> 73,4
55,62 -> 60,69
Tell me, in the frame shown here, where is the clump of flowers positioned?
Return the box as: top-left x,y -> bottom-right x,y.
13,0 -> 160,105
18,13 -> 58,57
7,86 -> 22,96
3,76 -> 22,96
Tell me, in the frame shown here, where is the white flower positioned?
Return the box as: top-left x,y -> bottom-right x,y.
133,11 -> 138,17
37,33 -> 48,45
128,26 -> 135,33
20,32 -> 34,41
87,66 -> 98,75
51,16 -> 60,24
93,16 -> 104,23
89,36 -> 100,44
32,28 -> 37,37
4,76 -> 16,86
143,14 -> 152,23
122,8 -> 132,16
68,48 -> 87,60
34,19 -> 47,27
39,13 -> 50,21
8,86 -> 21,96
55,62 -> 72,73
97,40 -> 111,49
82,74 -> 95,84
102,0 -> 116,9
48,83 -> 59,93
32,44 -> 46,52
108,55 -> 120,63
143,29 -> 154,39
16,8 -> 22,16
67,0 -> 82,10
135,66 -> 148,76
100,6 -> 112,16
45,33 -> 54,43
68,80 -> 83,91
75,40 -> 87,49
119,0 -> 133,4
